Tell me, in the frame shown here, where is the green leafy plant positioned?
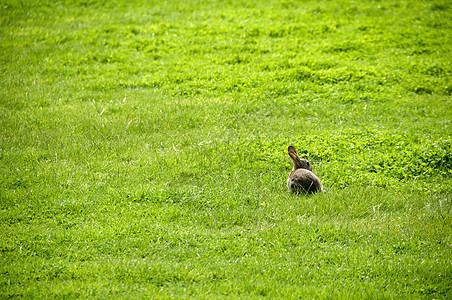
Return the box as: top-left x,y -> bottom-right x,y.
1,0 -> 451,298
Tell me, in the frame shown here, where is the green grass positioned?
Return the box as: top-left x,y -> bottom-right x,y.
1,0 -> 451,298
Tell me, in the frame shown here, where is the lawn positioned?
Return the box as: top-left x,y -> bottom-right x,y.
1,0 -> 451,298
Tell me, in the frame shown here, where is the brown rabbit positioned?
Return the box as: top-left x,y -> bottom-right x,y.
287,145 -> 322,194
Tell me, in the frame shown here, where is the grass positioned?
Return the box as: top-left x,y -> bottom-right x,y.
1,0 -> 451,298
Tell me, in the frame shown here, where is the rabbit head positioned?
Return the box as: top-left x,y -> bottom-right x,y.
288,145 -> 312,171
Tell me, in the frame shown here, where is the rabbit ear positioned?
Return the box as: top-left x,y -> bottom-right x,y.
288,152 -> 298,161
288,145 -> 297,155
288,152 -> 300,170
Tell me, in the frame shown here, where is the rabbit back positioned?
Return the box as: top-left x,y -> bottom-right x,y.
287,169 -> 322,194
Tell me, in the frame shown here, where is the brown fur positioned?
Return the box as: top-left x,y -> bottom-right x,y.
287,146 -> 322,194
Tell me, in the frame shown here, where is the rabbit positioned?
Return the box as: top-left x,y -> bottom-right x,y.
287,145 -> 322,194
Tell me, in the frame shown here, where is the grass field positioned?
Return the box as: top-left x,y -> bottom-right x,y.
1,0 -> 452,298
